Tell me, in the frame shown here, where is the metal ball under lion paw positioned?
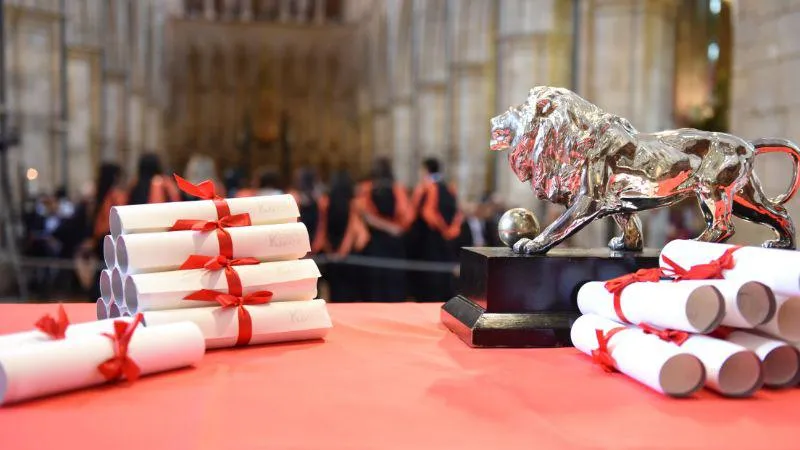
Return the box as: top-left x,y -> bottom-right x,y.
498,208 -> 540,248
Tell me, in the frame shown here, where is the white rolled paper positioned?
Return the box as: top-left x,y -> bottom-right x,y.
110,195 -> 299,237
111,268 -> 125,307
725,330 -> 800,388
99,269 -> 113,304
96,298 -> 109,320
664,280 -> 775,328
103,235 -> 116,269
678,334 -> 763,397
661,239 -> 800,296
109,302 -> 121,318
577,281 -> 724,333
571,314 -> 705,397
116,223 -> 310,275
0,321 -> 205,405
143,299 -> 331,349
756,296 -> 800,342
125,259 -> 321,313
0,316 -> 139,352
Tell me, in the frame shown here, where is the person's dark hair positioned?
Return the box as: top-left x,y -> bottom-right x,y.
327,170 -> 354,240
258,168 -> 281,190
128,153 -> 163,205
293,167 -> 316,195
371,157 -> 394,183
94,163 -> 122,221
423,157 -> 441,175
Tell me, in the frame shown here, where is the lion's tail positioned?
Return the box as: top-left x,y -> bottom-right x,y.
752,138 -> 800,205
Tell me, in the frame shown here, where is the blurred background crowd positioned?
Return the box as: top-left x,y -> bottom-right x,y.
0,0 -> 792,301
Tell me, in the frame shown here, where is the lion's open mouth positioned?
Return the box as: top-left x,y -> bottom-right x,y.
490,128 -> 513,151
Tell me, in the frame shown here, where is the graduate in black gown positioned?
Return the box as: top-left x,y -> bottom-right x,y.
320,170 -> 369,302
289,167 -> 326,254
357,158 -> 412,302
411,158 -> 463,302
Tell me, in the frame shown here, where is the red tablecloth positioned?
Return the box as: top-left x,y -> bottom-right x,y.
1,303 -> 800,449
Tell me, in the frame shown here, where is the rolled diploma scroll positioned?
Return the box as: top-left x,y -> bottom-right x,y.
756,295 -> 800,342
103,235 -> 116,269
125,259 -> 321,313
0,317 -> 139,352
678,335 -> 763,397
109,302 -> 121,318
99,269 -> 113,304
660,239 -> 800,296
0,321 -> 205,405
110,194 -> 299,237
725,330 -> 800,388
571,314 -> 705,396
116,222 -> 310,275
664,280 -> 775,328
143,299 -> 332,349
577,281 -> 724,333
111,268 -> 126,307
96,298 -> 109,320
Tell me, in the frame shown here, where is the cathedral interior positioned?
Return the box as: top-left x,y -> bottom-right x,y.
1,0 -> 799,298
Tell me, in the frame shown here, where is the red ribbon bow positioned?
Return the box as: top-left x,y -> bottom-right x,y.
661,246 -> 741,281
184,289 -> 273,346
34,304 -> 69,340
174,173 -> 231,219
98,313 -> 143,382
639,323 -> 690,345
170,213 -> 252,259
591,327 -> 626,373
603,267 -> 665,323
179,254 -> 260,296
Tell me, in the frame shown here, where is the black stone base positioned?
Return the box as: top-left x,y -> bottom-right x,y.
441,247 -> 660,348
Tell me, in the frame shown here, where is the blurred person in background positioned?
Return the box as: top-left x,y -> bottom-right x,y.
409,158 -> 462,302
236,166 -> 284,197
182,154 -> 226,199
357,157 -> 412,302
127,153 -> 180,205
289,166 -> 326,253
23,193 -> 63,296
319,169 -> 369,302
87,162 -> 127,299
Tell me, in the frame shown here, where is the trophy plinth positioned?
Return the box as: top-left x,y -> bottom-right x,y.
441,247 -> 661,348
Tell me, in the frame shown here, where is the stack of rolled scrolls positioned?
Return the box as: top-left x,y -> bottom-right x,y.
573,239 -> 800,398
99,174 -> 332,349
0,175 -> 332,406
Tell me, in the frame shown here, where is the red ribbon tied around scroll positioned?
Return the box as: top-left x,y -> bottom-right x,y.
174,174 -> 231,219
591,327 -> 626,373
661,246 -> 741,281
34,304 -> 69,340
603,267 -> 665,323
179,254 -> 260,296
170,213 -> 252,259
184,289 -> 273,346
98,313 -> 143,382
639,323 -> 690,345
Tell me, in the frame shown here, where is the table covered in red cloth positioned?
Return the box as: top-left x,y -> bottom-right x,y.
1,303 -> 800,449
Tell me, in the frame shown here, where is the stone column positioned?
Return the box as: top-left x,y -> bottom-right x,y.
387,0 -> 414,185
449,0 -> 493,202
204,0 -> 216,20
313,0 -> 325,24
495,0 -> 572,211
412,0 -> 448,183
577,0 -> 677,249
279,0 -> 292,22
729,1 -> 800,245
241,0 -> 253,20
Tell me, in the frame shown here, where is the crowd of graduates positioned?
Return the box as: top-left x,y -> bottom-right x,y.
21,152 -> 508,302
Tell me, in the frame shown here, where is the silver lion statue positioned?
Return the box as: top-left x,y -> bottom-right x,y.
490,86 -> 800,255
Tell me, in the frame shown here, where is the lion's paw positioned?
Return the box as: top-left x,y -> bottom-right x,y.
523,239 -> 549,255
512,238 -> 531,254
763,239 -> 794,250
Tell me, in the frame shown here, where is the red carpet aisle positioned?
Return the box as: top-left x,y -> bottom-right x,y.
1,303 -> 800,449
